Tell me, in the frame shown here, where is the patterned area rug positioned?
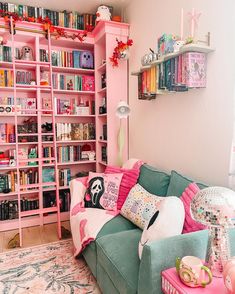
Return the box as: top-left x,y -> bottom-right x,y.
0,239 -> 101,294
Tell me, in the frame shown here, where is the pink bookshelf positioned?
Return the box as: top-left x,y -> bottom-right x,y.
0,18 -> 129,242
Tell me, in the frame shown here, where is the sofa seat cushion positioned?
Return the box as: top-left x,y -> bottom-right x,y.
138,164 -> 170,196
166,170 -> 208,197
97,229 -> 142,294
82,215 -> 138,277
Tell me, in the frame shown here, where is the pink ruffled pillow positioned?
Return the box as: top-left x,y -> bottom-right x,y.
105,165 -> 140,210
180,182 -> 206,233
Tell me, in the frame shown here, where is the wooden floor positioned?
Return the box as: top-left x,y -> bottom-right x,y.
0,221 -> 70,253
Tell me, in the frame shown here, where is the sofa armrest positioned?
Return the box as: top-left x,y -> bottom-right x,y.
138,230 -> 209,294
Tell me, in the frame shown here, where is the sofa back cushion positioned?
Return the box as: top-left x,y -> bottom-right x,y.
121,183 -> 164,229
166,170 -> 207,197
138,164 -> 170,196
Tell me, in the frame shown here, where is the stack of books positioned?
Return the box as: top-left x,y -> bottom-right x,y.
0,171 -> 17,193
56,122 -> 95,141
0,200 -> 18,220
59,168 -> 71,187
51,50 -> 85,68
0,69 -> 14,87
19,169 -> 38,187
0,2 -> 96,30
52,73 -> 95,92
0,123 -> 15,143
43,190 -> 71,212
43,147 -> 53,163
57,145 -> 82,162
16,70 -> 33,85
0,45 -> 20,62
21,197 -> 39,211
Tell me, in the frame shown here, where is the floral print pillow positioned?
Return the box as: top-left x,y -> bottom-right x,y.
121,183 -> 164,229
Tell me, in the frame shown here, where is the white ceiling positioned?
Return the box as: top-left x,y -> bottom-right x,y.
1,0 -> 131,14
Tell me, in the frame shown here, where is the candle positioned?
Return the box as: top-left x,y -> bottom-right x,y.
180,8 -> 184,40
191,8 -> 195,38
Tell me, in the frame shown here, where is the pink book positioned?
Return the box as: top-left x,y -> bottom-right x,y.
82,76 -> 95,92
162,267 -> 227,294
0,123 -> 6,143
177,55 -> 182,84
182,52 -> 206,88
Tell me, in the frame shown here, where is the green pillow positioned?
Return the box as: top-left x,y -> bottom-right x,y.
138,164 -> 170,196
166,170 -> 208,197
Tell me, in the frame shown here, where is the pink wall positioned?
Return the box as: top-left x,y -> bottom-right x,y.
125,0 -> 235,186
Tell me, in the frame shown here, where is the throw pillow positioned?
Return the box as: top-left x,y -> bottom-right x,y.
180,182 -> 206,233
121,183 -> 164,229
85,172 -> 123,211
138,164 -> 170,196
138,196 -> 185,259
166,170 -> 207,197
105,165 -> 140,210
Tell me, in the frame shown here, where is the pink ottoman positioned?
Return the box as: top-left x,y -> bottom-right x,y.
162,267 -> 227,294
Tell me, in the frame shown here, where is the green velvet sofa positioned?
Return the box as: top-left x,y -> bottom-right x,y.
81,164 -> 235,294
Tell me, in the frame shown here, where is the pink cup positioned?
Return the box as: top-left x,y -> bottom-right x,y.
176,256 -> 212,288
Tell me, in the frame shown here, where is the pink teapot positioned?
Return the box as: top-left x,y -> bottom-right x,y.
223,257 -> 235,293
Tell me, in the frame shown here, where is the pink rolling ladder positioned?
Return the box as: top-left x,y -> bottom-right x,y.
9,17 -> 61,246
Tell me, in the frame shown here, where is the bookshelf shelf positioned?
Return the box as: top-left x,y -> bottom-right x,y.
59,186 -> 69,190
0,86 -> 14,91
0,211 -> 70,232
132,43 -> 215,97
55,114 -> 96,118
98,114 -> 107,117
99,161 -> 108,166
97,87 -> 107,94
0,166 -> 17,171
0,143 -> 16,146
53,89 -> 95,95
57,160 -> 96,166
56,140 -> 96,144
97,63 -> 106,72
51,66 -> 95,75
0,192 -> 18,197
99,140 -> 108,144
0,61 -> 13,68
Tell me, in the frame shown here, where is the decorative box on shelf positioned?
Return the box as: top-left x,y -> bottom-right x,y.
162,267 -> 226,294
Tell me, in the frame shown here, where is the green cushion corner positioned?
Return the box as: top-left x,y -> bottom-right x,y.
166,170 -> 208,197
138,164 -> 170,196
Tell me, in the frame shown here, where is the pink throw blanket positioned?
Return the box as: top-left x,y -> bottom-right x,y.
70,177 -> 119,256
70,159 -> 144,256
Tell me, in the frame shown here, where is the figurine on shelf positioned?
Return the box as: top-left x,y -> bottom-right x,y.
173,40 -> 185,52
40,71 -> 49,86
20,46 -> 34,61
28,148 -> 37,166
67,79 -> 74,90
96,5 -> 111,22
42,122 -> 53,133
80,51 -> 94,69
9,157 -> 16,167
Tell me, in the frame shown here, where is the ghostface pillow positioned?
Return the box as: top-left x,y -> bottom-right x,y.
84,172 -> 123,211
138,196 -> 185,259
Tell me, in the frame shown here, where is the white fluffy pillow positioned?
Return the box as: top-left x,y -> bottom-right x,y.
138,196 -> 185,259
